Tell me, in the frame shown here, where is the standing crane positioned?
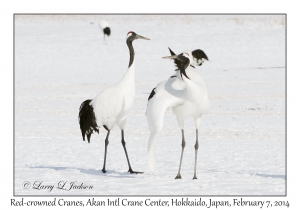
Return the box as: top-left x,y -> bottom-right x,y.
99,20 -> 111,44
146,48 -> 209,179
79,31 -> 150,174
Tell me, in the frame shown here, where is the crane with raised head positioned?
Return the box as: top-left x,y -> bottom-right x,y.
79,31 -> 150,174
146,48 -> 209,179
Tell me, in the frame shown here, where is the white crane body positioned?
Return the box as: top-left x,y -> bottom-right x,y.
91,63 -> 136,130
146,48 -> 209,179
79,32 -> 149,173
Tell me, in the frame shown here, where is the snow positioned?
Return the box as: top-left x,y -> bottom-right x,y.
15,15 -> 285,195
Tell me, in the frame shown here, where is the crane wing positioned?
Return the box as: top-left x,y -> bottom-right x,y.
146,78 -> 185,133
90,85 -> 133,129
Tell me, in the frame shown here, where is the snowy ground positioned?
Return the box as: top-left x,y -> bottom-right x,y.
14,15 -> 285,195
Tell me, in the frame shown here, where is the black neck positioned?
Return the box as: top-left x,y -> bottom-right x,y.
127,39 -> 135,68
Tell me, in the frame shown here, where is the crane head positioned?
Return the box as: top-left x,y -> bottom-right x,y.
168,47 -> 209,67
192,49 -> 209,66
162,53 -> 191,80
126,31 -> 150,42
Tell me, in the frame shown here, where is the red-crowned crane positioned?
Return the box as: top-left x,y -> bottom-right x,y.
79,31 -> 150,174
146,48 -> 209,179
99,20 -> 111,45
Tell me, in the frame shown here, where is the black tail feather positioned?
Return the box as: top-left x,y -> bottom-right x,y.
79,99 -> 99,143
103,27 -> 111,36
87,133 -> 92,143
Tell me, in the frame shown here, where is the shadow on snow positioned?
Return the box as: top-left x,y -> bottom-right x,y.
30,166 -> 138,178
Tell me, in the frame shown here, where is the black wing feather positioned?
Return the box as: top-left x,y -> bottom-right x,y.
176,55 -> 191,80
148,88 -> 156,101
168,47 -> 181,70
78,99 -> 99,143
103,27 -> 111,36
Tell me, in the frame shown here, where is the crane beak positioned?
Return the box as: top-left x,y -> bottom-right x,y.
162,55 -> 178,59
162,55 -> 186,62
136,34 -> 150,40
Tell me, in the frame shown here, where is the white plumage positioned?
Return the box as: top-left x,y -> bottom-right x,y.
146,48 -> 210,179
99,20 -> 109,29
79,31 -> 150,173
91,62 -> 135,130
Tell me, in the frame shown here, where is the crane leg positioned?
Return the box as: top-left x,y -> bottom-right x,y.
103,35 -> 107,45
121,130 -> 143,174
102,130 -> 110,173
193,116 -> 201,179
193,129 -> 199,179
175,129 -> 185,179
